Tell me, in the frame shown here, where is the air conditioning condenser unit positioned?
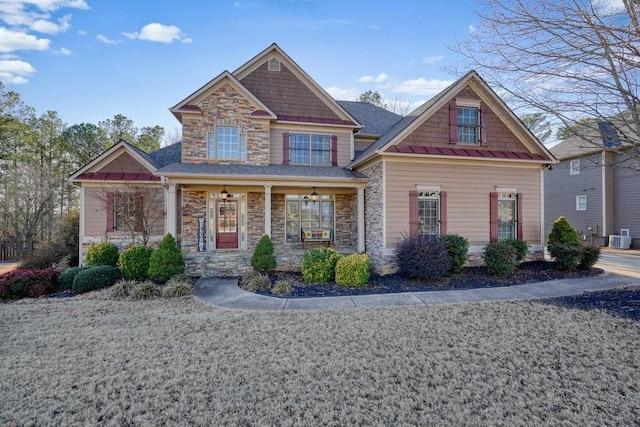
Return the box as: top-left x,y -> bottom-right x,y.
609,235 -> 632,249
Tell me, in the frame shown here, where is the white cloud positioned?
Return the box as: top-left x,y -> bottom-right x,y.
122,31 -> 137,39
96,34 -> 119,45
358,73 -> 389,83
130,23 -> 190,43
422,55 -> 443,64
57,46 -> 70,54
30,13 -> 71,34
0,59 -> 36,84
324,86 -> 359,101
0,27 -> 50,52
383,77 -> 454,96
77,29 -> 85,35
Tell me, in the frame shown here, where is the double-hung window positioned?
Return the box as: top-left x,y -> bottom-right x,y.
290,133 -> 331,165
208,126 -> 247,160
418,192 -> 440,236
285,194 -> 334,243
570,159 -> 580,175
498,192 -> 516,240
458,107 -> 480,144
576,195 -> 587,211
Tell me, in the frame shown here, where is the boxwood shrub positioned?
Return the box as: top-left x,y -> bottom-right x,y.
483,241 -> 518,278
335,253 -> 371,288
72,265 -> 120,294
85,241 -> 119,267
57,266 -> 86,291
119,244 -> 154,281
302,247 -> 342,284
441,234 -> 469,274
148,234 -> 185,281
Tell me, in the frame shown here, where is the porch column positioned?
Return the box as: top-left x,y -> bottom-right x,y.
357,187 -> 365,252
166,183 -> 177,237
264,184 -> 272,237
79,186 -> 85,265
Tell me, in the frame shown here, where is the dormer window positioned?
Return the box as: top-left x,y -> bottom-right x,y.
457,107 -> 479,144
449,99 -> 487,146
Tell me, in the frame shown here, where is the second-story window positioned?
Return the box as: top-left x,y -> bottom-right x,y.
458,107 -> 479,144
208,126 -> 246,160
570,159 -> 580,175
290,133 -> 331,165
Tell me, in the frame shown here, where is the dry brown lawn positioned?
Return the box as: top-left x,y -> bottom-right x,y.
1,292 -> 639,426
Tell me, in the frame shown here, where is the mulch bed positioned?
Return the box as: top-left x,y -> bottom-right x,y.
263,260 -> 602,298
542,286 -> 640,321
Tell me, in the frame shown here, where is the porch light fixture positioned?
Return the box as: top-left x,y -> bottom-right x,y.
220,185 -> 230,200
311,187 -> 318,203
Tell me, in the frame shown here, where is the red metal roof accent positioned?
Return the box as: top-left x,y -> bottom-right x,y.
76,173 -> 160,181
385,145 -> 547,161
251,110 -> 272,117
176,105 -> 202,113
277,115 -> 356,126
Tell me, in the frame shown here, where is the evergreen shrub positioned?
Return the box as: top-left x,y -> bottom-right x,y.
335,253 -> 371,288
119,245 -> 154,281
72,265 -> 120,294
251,235 -> 277,273
441,234 -> 469,274
85,241 -> 119,267
302,247 -> 342,284
148,234 -> 185,281
483,241 -> 518,278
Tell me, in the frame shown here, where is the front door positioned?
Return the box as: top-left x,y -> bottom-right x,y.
216,200 -> 238,249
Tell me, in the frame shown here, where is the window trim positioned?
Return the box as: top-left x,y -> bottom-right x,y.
497,192 -> 517,241
207,126 -> 247,161
570,159 -> 581,175
576,195 -> 587,211
457,106 -> 480,145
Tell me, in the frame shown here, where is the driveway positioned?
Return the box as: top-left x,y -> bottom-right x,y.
596,251 -> 640,278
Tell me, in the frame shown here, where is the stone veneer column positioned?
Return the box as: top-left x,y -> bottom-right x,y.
166,183 -> 177,237
264,185 -> 272,237
357,187 -> 365,252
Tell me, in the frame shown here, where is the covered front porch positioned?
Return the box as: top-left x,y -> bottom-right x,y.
160,168 -> 367,276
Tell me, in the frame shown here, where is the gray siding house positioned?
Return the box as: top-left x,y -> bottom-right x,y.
545,123 -> 640,248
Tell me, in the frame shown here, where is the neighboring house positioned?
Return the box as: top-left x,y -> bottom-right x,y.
545,121 -> 640,248
71,43 -> 555,275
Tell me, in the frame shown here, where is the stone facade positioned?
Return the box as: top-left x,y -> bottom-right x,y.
182,83 -> 270,165
246,191 -> 265,249
181,190 -> 207,253
361,162 -> 392,273
334,193 -> 357,247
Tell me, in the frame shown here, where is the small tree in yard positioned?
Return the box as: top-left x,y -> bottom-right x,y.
251,235 -> 276,273
148,233 -> 184,281
548,216 -> 582,270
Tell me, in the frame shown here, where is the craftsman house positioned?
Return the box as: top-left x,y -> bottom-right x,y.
71,43 -> 556,275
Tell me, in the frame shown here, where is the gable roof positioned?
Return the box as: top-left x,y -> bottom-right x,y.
337,101 -> 403,136
169,71 -> 277,123
233,43 -> 361,128
551,119 -> 631,160
69,139 -> 160,182
348,70 -> 556,168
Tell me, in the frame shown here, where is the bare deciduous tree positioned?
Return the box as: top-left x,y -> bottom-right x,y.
449,0 -> 640,153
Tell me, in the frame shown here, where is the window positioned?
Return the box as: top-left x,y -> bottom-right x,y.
576,195 -> 587,211
290,133 -> 331,165
570,159 -> 580,175
458,107 -> 479,144
108,191 -> 140,232
285,194 -> 334,243
207,126 -> 246,160
418,192 -> 440,236
498,192 -> 516,240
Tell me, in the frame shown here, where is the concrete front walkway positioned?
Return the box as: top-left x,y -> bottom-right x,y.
194,272 -> 638,311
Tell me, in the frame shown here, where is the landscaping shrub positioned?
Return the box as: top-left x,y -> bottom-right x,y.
396,234 -> 451,280
578,245 -> 600,270
548,216 -> 582,270
52,210 -> 80,267
302,247 -> 343,284
72,266 -> 120,294
130,281 -> 161,300
57,266 -> 86,291
272,280 -> 292,295
441,234 -> 469,274
503,239 -> 529,262
579,244 -> 601,270
251,235 -> 277,273
111,279 -> 136,299
239,271 -> 272,292
335,253 -> 371,288
148,233 -> 185,281
162,275 -> 194,298
119,245 -> 154,281
85,240 -> 119,267
483,241 -> 519,278
0,268 -> 59,300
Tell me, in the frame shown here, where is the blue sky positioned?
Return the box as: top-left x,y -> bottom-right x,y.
1,0 -> 479,138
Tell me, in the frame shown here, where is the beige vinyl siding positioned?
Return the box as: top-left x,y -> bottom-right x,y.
84,187 -> 107,235
270,128 -> 352,167
385,160 -> 542,248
